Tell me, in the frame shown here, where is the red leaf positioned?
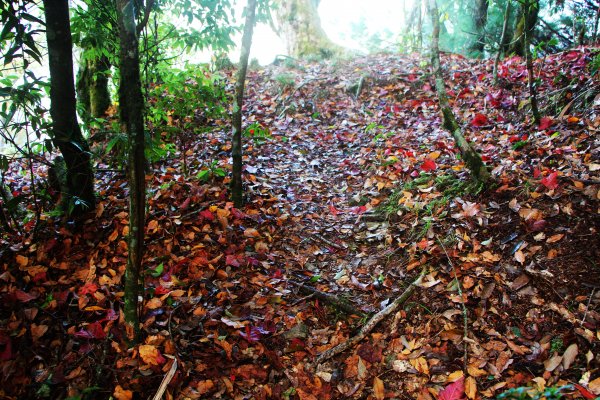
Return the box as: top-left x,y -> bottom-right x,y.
421,159 -> 437,172
574,384 -> 596,400
239,325 -> 262,343
226,254 -> 241,267
79,282 -> 98,296
541,171 -> 559,190
74,321 -> 106,340
14,290 -> 38,302
199,210 -> 215,221
349,206 -> 366,215
179,197 -> 191,210
329,203 -> 341,216
539,116 -> 553,130
471,113 -> 489,127
438,377 -> 465,400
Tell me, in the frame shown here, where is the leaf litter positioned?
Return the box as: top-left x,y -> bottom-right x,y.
0,49 -> 599,399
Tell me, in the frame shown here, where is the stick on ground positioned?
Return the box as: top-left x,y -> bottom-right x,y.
312,267 -> 427,367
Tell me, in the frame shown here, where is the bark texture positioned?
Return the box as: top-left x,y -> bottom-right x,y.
231,0 -> 258,208
493,0 -> 512,84
523,0 -> 540,124
43,0 -> 96,215
469,0 -> 489,58
117,0 -> 146,342
274,0 -> 343,58
76,39 -> 111,119
428,0 -> 490,184
508,0 -> 539,56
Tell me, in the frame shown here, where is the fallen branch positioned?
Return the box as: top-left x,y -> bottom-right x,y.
152,358 -> 178,400
289,280 -> 364,316
311,267 -> 427,367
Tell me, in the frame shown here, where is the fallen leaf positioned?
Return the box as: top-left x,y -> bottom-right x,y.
465,376 -> 477,400
373,376 -> 385,400
562,343 -> 578,370
113,385 -> 133,400
139,344 -> 166,366
439,376 -> 465,400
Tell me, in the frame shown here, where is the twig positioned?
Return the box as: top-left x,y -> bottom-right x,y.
311,267 -> 427,368
438,238 -> 469,369
580,288 -> 595,326
151,358 -> 178,400
309,234 -> 346,250
288,280 -> 364,316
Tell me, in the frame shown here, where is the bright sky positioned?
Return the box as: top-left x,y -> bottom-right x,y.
244,0 -> 410,64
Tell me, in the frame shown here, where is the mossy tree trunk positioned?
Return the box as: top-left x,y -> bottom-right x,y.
273,0 -> 343,58
231,0 -> 258,208
468,0 -> 488,58
508,0 -> 539,56
42,0 -> 96,215
117,0 -> 147,343
427,0 -> 490,184
76,42 -> 111,119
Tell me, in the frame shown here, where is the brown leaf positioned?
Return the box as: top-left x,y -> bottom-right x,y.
139,344 -> 164,366
30,323 -> 48,342
562,343 -> 578,370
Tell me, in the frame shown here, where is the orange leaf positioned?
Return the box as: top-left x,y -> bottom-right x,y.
373,376 -> 385,400
113,385 -> 133,400
16,255 -> 28,267
139,344 -> 165,366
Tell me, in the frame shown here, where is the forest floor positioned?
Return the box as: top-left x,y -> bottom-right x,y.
1,49 -> 600,400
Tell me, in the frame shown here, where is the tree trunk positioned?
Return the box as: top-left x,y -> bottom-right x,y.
76,42 -> 111,119
523,0 -> 540,125
427,0 -> 490,184
231,0 -> 258,208
508,0 -> 539,56
117,0 -> 146,343
493,0 -> 512,84
43,0 -> 96,215
468,0 -> 488,58
273,0 -> 343,58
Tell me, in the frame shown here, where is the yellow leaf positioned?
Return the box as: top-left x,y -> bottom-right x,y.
410,357 -> 430,375
113,385 -> 133,400
467,366 -> 487,377
139,344 -> 162,365
448,370 -> 464,382
465,376 -> 477,399
197,380 -> 215,395
373,376 -> 385,400
428,151 -> 441,160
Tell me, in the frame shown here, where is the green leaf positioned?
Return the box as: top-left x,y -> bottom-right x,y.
150,263 -> 164,278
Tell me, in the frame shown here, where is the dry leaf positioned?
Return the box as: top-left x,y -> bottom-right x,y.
139,344 -> 163,366
373,376 -> 385,400
562,343 -> 578,370
465,376 -> 477,399
113,385 -> 133,400
544,354 -> 563,371
145,297 -> 162,310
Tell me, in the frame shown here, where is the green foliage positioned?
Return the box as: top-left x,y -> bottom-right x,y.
196,160 -> 226,182
147,63 -> 226,136
589,53 -> 600,76
497,384 -> 572,400
243,122 -> 271,144
273,73 -> 296,89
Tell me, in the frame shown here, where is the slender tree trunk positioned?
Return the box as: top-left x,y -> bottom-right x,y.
231,0 -> 258,208
43,0 -> 96,215
493,0 -> 511,84
417,0 -> 423,51
117,0 -> 146,342
469,0 -> 489,58
523,0 -> 540,125
427,0 -> 490,184
592,5 -> 600,42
